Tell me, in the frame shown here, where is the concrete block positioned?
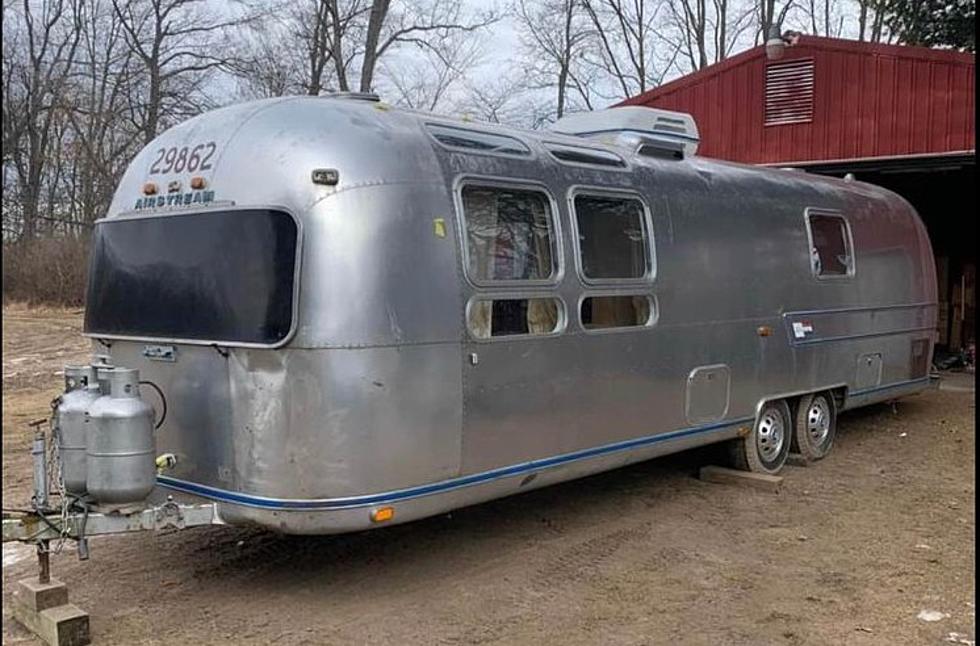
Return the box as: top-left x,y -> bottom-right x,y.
12,578 -> 90,646
13,601 -> 90,646
13,578 -> 69,612
699,465 -> 783,493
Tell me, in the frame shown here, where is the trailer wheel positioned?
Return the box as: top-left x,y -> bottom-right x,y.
731,400 -> 791,474
791,391 -> 837,462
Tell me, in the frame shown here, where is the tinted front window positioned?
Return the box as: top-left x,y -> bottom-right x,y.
574,195 -> 649,280
85,209 -> 298,344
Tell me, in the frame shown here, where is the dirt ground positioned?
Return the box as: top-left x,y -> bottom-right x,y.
2,304 -> 975,646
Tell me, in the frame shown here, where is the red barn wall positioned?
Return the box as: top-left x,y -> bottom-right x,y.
619,37 -> 975,165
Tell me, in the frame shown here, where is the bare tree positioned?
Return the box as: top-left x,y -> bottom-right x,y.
379,22 -> 485,112
111,0 -> 252,144
2,0 -> 83,240
458,77 -> 545,126
358,0 -> 498,93
231,0 -> 497,101
856,0 -> 887,41
514,0 -> 596,119
66,0 -> 143,225
581,0 -> 680,98
756,0 -> 795,44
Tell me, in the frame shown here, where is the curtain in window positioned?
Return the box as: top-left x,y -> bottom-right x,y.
463,187 -> 556,337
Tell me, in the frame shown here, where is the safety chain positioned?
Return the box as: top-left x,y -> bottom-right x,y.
45,396 -> 72,554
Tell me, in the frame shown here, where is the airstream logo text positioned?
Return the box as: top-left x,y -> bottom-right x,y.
134,190 -> 215,210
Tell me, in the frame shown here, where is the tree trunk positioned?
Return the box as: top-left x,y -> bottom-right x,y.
359,0 -> 391,93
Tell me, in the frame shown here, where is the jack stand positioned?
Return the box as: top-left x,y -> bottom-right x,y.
37,540 -> 51,584
12,539 -> 91,646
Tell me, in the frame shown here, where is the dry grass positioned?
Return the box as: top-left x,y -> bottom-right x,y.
1,236 -> 91,306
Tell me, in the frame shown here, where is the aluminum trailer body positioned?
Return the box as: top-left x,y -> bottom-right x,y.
82,95 -> 937,534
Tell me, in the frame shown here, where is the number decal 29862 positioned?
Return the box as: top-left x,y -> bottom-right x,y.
149,142 -> 216,174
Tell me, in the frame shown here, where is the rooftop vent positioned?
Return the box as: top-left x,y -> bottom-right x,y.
548,106 -> 699,159
764,59 -> 814,126
320,90 -> 381,102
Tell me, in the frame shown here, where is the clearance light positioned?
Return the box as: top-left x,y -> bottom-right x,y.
370,506 -> 395,523
142,182 -> 158,195
311,168 -> 339,186
190,176 -> 207,190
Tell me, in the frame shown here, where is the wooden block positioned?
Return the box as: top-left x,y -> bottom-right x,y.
12,601 -> 90,646
698,465 -> 783,493
13,578 -> 69,613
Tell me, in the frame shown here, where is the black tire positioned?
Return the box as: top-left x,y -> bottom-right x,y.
730,399 -> 792,474
791,391 -> 837,462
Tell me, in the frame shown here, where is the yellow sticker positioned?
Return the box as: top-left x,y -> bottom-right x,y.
433,218 -> 447,238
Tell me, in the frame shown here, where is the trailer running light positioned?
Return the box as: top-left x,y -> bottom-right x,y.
142,182 -> 158,195
370,506 -> 395,523
190,176 -> 207,190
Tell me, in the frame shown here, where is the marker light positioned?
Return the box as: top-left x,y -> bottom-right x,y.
142,182 -> 158,195
190,176 -> 207,190
311,169 -> 339,186
370,507 -> 395,523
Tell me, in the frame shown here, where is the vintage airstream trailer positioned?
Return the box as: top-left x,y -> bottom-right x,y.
62,94 -> 937,535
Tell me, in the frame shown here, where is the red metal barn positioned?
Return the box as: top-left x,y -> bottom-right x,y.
620,36 -> 976,353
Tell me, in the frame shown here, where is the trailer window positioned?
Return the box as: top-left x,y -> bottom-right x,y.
85,209 -> 298,345
581,295 -> 653,330
807,212 -> 853,277
573,194 -> 650,281
427,123 -> 531,157
461,185 -> 557,283
545,143 -> 626,168
467,297 -> 561,339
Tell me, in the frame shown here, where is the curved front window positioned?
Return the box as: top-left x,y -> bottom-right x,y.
84,209 -> 298,346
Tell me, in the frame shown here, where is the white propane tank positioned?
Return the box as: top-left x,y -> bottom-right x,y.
56,365 -> 100,495
85,368 -> 157,505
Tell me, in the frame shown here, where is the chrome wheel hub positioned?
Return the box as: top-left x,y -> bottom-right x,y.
756,409 -> 785,462
806,397 -> 831,446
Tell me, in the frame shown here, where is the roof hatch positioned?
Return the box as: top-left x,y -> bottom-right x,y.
549,106 -> 699,159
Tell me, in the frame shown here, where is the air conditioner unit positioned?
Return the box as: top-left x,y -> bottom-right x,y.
549,106 -> 700,159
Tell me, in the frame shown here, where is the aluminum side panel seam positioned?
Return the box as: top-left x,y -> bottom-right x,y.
157,415 -> 754,510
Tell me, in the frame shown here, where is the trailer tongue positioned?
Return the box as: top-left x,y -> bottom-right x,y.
2,356 -> 221,646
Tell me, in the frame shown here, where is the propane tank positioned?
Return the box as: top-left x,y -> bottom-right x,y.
85,368 -> 156,505
92,354 -> 114,393
55,365 -> 100,495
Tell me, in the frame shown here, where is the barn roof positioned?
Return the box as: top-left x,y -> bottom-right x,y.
617,36 -> 975,165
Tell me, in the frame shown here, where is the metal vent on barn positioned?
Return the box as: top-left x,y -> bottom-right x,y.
764,59 -> 815,126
